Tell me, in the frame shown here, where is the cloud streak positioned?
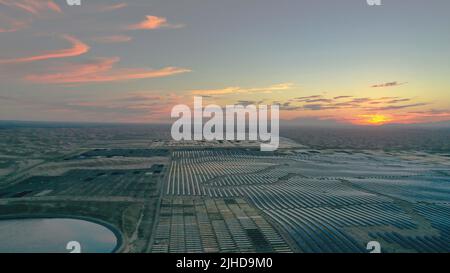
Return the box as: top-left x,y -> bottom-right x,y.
280,95 -> 429,112
0,35 -> 89,64
25,57 -> 191,84
60,92 -> 184,122
0,0 -> 61,15
334,96 -> 353,100
99,3 -> 128,12
0,14 -> 30,33
92,35 -> 132,44
370,103 -> 428,111
192,83 -> 293,96
0,1 -> 61,33
371,81 -> 407,88
127,15 -> 184,30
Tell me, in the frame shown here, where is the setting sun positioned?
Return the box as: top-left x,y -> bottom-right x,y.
357,114 -> 393,125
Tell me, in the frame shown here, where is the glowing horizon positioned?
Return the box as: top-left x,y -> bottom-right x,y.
1,0 -> 450,126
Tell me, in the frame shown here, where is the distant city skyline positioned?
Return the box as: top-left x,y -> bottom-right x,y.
1,0 -> 450,126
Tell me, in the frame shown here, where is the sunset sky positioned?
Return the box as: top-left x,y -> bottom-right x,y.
1,0 -> 450,126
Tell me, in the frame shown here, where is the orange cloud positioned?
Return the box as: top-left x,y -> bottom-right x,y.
100,3 -> 128,12
0,35 -> 89,64
92,35 -> 132,43
0,1 -> 61,33
127,15 -> 184,30
0,0 -> 61,15
57,92 -> 185,123
399,110 -> 450,124
25,57 -> 191,84
264,93 -> 443,126
192,83 -> 294,96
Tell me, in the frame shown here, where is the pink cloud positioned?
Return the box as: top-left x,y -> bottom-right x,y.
100,3 -> 128,12
127,15 -> 184,30
92,35 -> 132,43
0,35 -> 89,64
0,0 -> 61,15
0,1 -> 61,33
0,15 -> 29,32
25,57 -> 191,84
55,92 -> 186,123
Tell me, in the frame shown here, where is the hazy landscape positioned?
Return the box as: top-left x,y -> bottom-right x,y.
0,123 -> 448,253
